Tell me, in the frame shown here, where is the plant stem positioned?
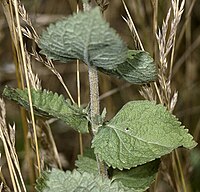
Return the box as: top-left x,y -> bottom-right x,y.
82,0 -> 107,177
88,67 -> 99,134
88,66 -> 107,177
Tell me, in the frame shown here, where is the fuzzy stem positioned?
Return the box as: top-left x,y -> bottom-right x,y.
88,66 -> 107,177
88,67 -> 100,134
82,0 -> 107,177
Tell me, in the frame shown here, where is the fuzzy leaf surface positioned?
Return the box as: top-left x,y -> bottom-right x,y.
39,8 -> 127,70
3,86 -> 88,133
92,100 -> 197,169
99,50 -> 157,84
75,155 -> 98,175
35,168 -> 132,192
112,160 -> 160,191
75,154 -> 159,191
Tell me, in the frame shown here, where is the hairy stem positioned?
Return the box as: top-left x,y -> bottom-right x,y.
82,0 -> 107,177
88,66 -> 107,177
88,67 -> 100,134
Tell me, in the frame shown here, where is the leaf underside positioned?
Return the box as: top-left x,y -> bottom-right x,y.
99,50 -> 157,84
39,7 -> 127,70
3,86 -> 88,133
92,100 -> 197,169
39,8 -> 157,85
35,169 -> 133,192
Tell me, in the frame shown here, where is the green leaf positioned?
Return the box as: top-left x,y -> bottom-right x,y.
100,50 -> 157,84
3,86 -> 88,133
75,155 -> 98,175
35,168 -> 132,192
39,7 -> 127,70
92,100 -> 197,169
75,148 -> 98,175
98,50 -> 157,84
112,160 -> 160,191
75,153 -> 159,191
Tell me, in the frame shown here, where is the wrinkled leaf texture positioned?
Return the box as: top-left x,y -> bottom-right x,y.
39,7 -> 127,70
75,154 -> 159,191
112,159 -> 160,191
36,169 -> 133,192
92,100 -> 197,169
99,50 -> 157,84
3,86 -> 88,133
39,8 -> 157,84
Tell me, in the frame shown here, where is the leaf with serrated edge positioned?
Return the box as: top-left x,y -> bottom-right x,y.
92,100 -> 197,169
35,168 -> 133,192
39,7 -> 127,70
75,153 -> 159,191
112,159 -> 160,191
75,155 -> 98,175
3,86 -> 88,133
98,50 -> 157,84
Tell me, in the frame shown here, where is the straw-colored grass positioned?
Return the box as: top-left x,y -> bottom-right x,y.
0,0 -> 199,191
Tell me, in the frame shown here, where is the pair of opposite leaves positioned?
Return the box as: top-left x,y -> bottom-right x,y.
39,7 -> 157,84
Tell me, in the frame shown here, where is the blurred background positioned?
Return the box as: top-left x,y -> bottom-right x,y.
0,0 -> 200,191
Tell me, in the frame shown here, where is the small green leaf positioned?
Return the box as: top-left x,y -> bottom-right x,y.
75,148 -> 98,175
3,86 -> 88,133
92,100 -> 197,169
75,155 -> 98,174
35,168 -> 132,192
112,160 -> 160,191
99,50 -> 157,84
39,7 -> 127,70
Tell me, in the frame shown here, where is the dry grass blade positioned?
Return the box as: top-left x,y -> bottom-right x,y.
156,1 -> 188,191
25,48 -> 42,91
0,182 -> 3,192
0,99 -> 27,192
37,120 -> 62,169
173,33 -> 200,76
31,48 -> 75,103
12,0 -> 41,176
0,155 -> 12,192
15,0 -> 75,103
176,0 -> 197,50
121,0 -> 144,50
121,0 -> 161,102
14,0 -> 39,43
99,83 -> 131,100
156,0 -> 185,110
1,0 -> 36,188
76,2 -> 83,156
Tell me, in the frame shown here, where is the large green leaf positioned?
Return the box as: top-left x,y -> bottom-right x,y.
39,7 -> 127,70
35,169 -> 132,192
3,86 -> 88,133
99,50 -> 157,84
112,160 -> 160,192
92,100 -> 197,169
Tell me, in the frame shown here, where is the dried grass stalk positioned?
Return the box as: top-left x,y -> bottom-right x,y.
0,99 -> 26,192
